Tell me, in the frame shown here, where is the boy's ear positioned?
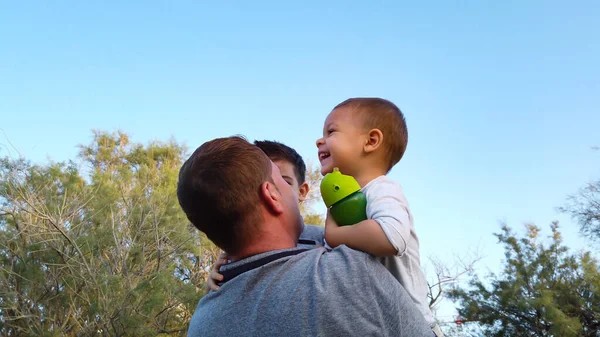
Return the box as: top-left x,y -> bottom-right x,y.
364,128 -> 383,153
298,182 -> 310,202
259,181 -> 284,214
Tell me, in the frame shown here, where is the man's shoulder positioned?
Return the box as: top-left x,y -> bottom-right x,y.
258,245 -> 385,279
301,223 -> 324,233
298,224 -> 325,247
310,245 -> 386,277
188,246 -> 433,337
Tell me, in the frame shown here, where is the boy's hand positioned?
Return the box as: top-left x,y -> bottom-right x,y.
206,252 -> 228,292
325,209 -> 339,231
324,209 -> 341,248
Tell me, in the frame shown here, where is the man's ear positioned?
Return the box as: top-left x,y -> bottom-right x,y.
260,181 -> 284,214
298,182 -> 309,202
364,128 -> 383,153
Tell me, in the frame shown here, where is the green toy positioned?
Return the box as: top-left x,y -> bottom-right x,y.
320,168 -> 368,226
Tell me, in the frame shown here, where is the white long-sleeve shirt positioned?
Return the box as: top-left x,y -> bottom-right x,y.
362,175 -> 435,327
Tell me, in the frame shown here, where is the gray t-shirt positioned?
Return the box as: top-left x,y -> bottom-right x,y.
297,223 -> 324,249
188,246 -> 433,337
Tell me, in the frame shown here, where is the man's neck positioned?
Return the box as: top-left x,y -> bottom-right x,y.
228,227 -> 297,262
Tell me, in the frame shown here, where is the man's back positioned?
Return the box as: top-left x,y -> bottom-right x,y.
188,246 -> 433,337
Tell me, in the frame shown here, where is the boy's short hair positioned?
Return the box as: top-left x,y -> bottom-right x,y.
177,136 -> 272,255
254,140 -> 306,184
334,97 -> 408,171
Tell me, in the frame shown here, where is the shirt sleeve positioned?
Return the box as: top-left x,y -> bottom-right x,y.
365,179 -> 412,256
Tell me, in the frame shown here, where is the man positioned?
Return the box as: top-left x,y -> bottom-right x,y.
206,140 -> 323,292
177,136 -> 434,337
253,140 -> 324,248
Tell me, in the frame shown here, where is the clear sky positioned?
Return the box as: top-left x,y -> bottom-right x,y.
1,0 -> 599,323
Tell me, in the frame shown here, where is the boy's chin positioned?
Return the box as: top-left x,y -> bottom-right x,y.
321,158 -> 344,176
320,166 -> 333,176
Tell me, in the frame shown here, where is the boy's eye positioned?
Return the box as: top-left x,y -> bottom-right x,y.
327,129 -> 335,134
284,179 -> 293,186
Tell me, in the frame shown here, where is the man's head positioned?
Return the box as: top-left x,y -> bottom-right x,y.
316,97 -> 407,177
254,140 -> 309,203
177,136 -> 303,258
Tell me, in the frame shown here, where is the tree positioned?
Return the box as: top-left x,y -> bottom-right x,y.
299,163 -> 325,226
448,222 -> 600,337
561,148 -> 600,243
561,181 -> 600,244
0,131 -> 219,336
426,250 -> 482,310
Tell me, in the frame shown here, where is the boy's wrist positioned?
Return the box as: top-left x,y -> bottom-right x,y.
324,223 -> 352,248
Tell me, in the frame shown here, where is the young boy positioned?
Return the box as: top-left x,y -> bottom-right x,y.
206,140 -> 324,291
316,97 -> 442,336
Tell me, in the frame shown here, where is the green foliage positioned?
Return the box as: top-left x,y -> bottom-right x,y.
448,222 -> 600,337
300,165 -> 325,226
0,131 -> 219,336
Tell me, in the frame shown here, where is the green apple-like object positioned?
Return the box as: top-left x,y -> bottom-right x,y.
320,168 -> 367,226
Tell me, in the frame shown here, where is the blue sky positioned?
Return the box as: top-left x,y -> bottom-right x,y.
1,0 -> 599,322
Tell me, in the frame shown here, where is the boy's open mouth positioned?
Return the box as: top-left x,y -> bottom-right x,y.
318,151 -> 330,162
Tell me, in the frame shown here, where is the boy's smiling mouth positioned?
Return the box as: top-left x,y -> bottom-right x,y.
318,151 -> 330,162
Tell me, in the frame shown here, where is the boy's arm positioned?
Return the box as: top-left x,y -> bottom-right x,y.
325,214 -> 396,256
325,180 -> 411,257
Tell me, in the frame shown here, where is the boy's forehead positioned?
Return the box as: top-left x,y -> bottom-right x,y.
327,107 -> 354,121
325,107 -> 362,128
273,159 -> 293,170
272,159 -> 298,178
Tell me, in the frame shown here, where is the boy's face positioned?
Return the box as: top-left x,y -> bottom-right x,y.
315,107 -> 367,177
273,159 -> 309,204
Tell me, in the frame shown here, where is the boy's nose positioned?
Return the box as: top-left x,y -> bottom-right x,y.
316,137 -> 325,148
